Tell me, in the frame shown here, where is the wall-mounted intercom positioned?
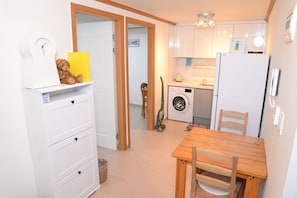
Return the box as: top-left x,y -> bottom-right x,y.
284,4 -> 297,42
270,68 -> 281,96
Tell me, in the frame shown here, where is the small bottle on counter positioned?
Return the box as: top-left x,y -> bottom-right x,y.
202,78 -> 207,86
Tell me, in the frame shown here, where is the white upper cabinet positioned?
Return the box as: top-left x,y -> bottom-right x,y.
232,22 -> 266,52
212,24 -> 234,56
175,21 -> 266,58
175,25 -> 213,58
193,28 -> 213,58
175,25 -> 195,57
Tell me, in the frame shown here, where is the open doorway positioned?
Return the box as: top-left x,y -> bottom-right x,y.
76,15 -> 117,150
128,25 -> 148,130
71,3 -> 128,150
71,3 -> 155,150
125,18 -> 155,147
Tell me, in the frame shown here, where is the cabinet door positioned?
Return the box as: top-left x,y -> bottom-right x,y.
212,24 -> 234,56
233,23 -> 266,52
175,25 -> 194,57
193,28 -> 213,58
55,160 -> 99,198
44,93 -> 94,145
194,89 -> 213,118
49,128 -> 96,182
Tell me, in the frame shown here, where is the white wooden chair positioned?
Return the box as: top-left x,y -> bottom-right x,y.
218,109 -> 248,136
190,145 -> 243,198
140,82 -> 148,118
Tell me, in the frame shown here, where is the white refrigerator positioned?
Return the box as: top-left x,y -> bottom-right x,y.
210,53 -> 270,137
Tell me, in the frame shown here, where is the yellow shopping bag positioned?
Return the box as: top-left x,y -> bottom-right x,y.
68,52 -> 91,82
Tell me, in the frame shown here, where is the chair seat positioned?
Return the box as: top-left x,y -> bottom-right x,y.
196,172 -> 242,198
191,146 -> 243,198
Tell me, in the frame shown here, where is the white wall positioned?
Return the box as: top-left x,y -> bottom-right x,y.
154,23 -> 170,117
260,0 -> 297,197
0,0 -> 170,197
128,27 -> 148,105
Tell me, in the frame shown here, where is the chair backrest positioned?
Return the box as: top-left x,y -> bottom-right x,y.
140,82 -> 148,90
218,109 -> 248,136
191,145 -> 238,198
140,83 -> 148,98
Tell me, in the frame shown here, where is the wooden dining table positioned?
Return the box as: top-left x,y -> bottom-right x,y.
172,127 -> 267,198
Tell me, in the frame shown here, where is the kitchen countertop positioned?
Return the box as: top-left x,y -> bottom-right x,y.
168,80 -> 214,90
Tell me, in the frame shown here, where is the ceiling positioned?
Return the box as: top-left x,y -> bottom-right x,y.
111,0 -> 272,24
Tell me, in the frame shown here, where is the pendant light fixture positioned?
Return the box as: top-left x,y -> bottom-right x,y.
196,12 -> 215,28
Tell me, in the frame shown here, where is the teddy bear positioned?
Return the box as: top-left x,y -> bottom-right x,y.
56,59 -> 83,84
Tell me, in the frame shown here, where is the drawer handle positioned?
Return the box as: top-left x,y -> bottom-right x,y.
71,100 -> 75,104
77,171 -> 81,175
74,137 -> 78,141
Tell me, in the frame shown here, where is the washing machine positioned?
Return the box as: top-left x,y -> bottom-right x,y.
168,86 -> 194,123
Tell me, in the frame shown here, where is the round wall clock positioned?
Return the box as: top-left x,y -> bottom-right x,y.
35,37 -> 53,57
21,32 -> 60,89
27,33 -> 56,58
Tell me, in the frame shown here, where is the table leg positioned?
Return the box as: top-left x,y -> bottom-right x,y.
244,176 -> 261,198
175,159 -> 187,198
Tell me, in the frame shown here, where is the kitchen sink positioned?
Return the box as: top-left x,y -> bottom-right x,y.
198,83 -> 214,87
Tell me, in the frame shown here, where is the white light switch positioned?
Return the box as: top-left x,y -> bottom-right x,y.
273,106 -> 281,126
278,112 -> 285,135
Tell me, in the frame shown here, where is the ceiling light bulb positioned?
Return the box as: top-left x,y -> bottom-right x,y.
197,20 -> 204,26
208,20 -> 215,27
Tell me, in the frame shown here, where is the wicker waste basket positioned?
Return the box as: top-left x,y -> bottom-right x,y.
98,158 -> 108,184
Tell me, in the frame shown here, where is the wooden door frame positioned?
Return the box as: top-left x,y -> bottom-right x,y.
70,3 -> 127,150
125,17 -> 155,147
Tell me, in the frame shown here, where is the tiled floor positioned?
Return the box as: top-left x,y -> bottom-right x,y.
129,104 -> 147,130
90,106 -> 193,198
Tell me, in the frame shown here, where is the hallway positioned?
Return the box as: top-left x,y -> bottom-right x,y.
91,119 -> 192,198
129,104 -> 147,130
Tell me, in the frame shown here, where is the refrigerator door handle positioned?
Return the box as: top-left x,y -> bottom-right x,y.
213,53 -> 221,96
210,95 -> 218,130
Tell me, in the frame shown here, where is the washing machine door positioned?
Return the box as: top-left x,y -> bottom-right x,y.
172,94 -> 189,113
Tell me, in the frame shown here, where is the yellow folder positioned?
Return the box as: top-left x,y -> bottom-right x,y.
67,52 -> 91,82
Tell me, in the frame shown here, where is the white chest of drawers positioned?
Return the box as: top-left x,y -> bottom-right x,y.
23,82 -> 99,198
